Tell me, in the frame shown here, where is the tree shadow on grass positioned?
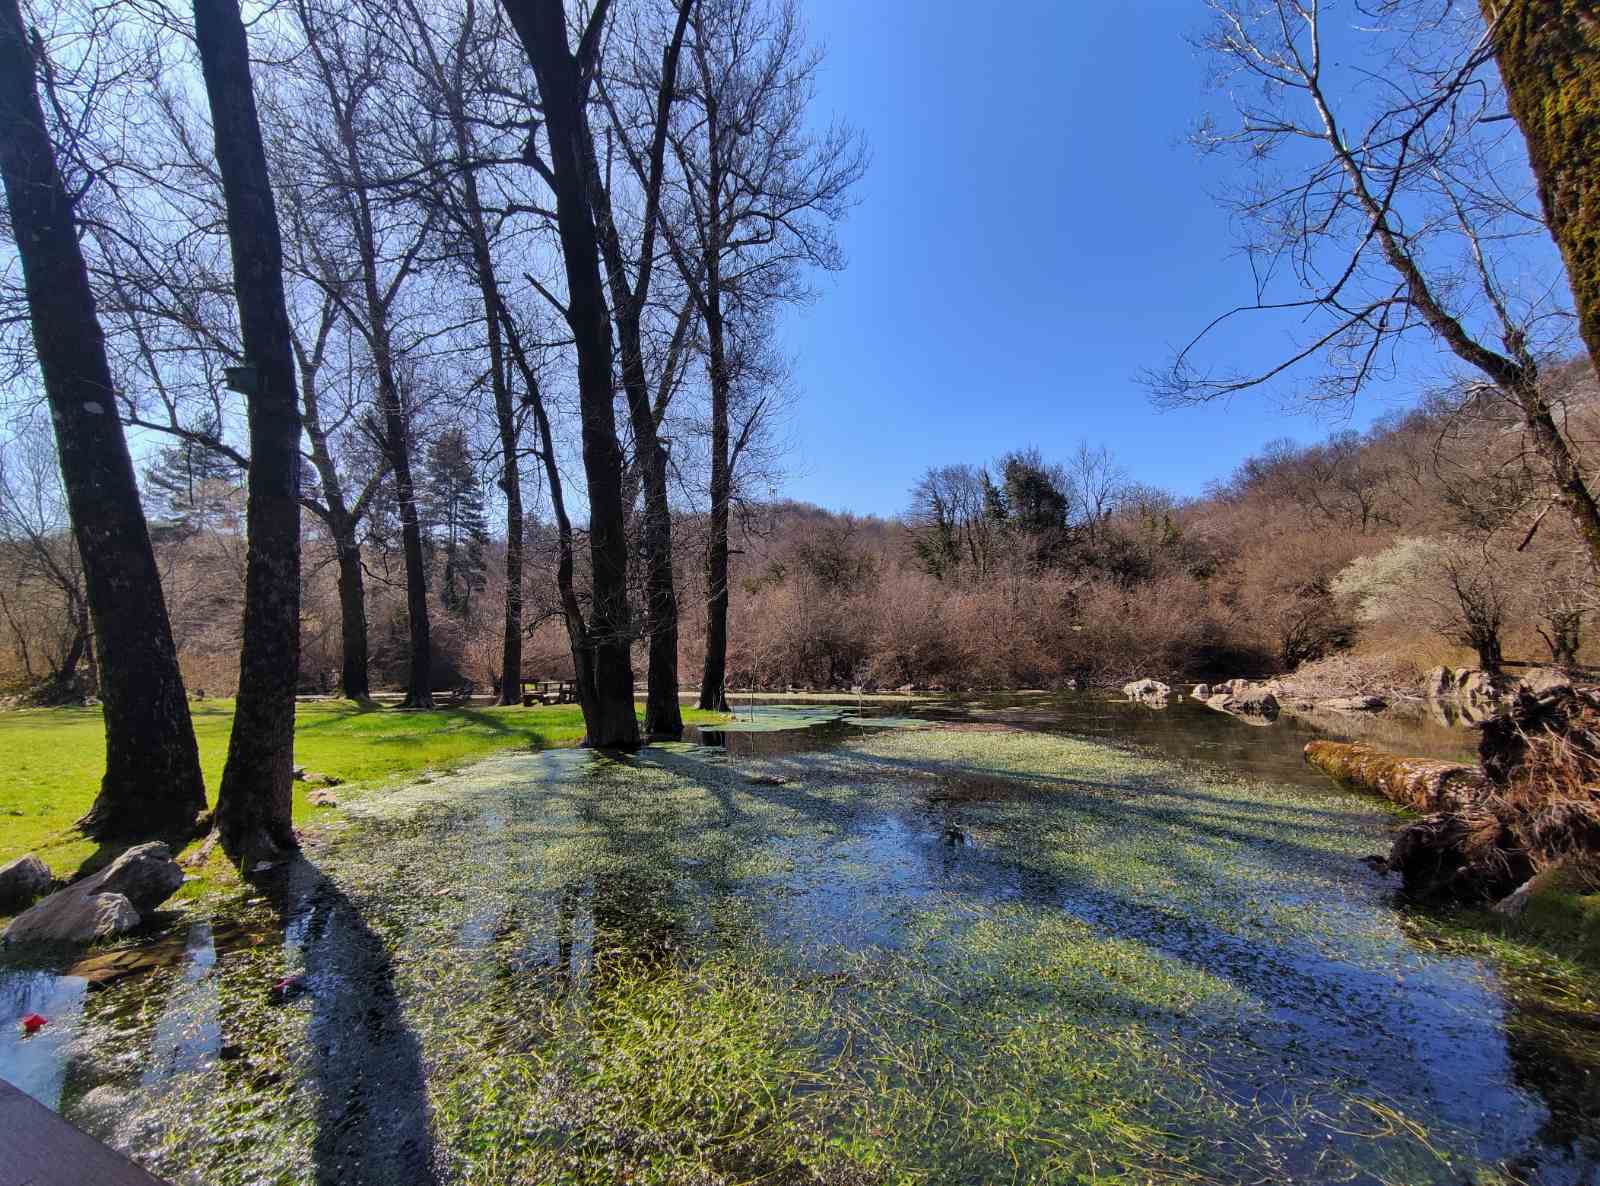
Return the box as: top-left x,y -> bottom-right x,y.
261,856 -> 439,1186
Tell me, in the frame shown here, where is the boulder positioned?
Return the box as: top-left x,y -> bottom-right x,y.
1321,695 -> 1387,713
1191,683 -> 1212,700
1204,688 -> 1280,722
1424,665 -> 1454,700
1519,668 -> 1573,698
3,891 -> 140,945
82,842 -> 185,912
2,842 -> 182,947
1122,679 -> 1171,706
0,854 -> 52,913
1459,670 -> 1504,704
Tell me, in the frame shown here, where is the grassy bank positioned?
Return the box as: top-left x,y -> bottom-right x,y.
0,699 -> 727,879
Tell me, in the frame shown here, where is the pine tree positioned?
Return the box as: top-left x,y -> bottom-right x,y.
422,429 -> 489,619
143,415 -> 239,538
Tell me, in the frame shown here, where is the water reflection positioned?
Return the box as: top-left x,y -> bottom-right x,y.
0,966 -> 86,1109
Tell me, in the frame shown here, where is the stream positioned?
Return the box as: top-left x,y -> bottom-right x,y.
2,693 -> 1596,1185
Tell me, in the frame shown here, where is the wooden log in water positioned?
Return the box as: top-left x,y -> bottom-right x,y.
1303,740 -> 1494,813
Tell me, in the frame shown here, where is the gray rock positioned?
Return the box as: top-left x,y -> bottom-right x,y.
83,842 -> 185,913
1191,683 -> 1212,700
1424,665 -> 1454,700
2,842 -> 182,947
1321,695 -> 1388,713
3,891 -> 140,945
1458,670 -> 1504,704
1122,679 -> 1171,706
0,854 -> 52,913
1205,688 -> 1281,722
1519,668 -> 1573,698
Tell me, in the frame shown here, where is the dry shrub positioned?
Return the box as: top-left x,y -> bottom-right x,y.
1483,688 -> 1600,870
1272,651 -> 1428,701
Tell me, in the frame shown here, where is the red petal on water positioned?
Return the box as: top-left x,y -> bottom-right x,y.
21,1013 -> 47,1034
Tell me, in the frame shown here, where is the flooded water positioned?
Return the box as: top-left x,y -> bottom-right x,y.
3,694 -> 1596,1186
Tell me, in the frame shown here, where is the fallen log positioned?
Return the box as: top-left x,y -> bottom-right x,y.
1303,740 -> 1495,814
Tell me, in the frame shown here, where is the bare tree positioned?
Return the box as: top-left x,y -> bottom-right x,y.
1158,1 -> 1600,572
0,428 -> 93,699
589,0 -> 692,738
0,0 -> 206,840
193,0 -> 303,865
394,0 -> 536,706
498,0 -> 640,748
285,0 -> 439,708
661,0 -> 865,710
289,285 -> 386,700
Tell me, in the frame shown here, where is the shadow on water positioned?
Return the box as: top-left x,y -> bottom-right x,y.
260,857 -> 438,1186
2,693 -> 1588,1184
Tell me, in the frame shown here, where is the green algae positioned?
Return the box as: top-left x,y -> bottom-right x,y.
13,722 -> 1600,1185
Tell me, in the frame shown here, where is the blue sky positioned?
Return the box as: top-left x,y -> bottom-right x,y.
771,0 -> 1452,516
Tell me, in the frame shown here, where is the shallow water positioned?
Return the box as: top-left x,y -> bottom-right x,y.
3,695 -> 1596,1186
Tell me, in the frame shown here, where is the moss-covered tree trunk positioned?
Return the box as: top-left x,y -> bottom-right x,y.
1486,1 -> 1600,361
0,0 -> 206,841
194,0 -> 303,865
1484,1 -> 1600,570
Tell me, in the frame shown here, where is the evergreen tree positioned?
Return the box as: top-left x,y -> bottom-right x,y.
422,429 -> 489,618
142,414 -> 240,538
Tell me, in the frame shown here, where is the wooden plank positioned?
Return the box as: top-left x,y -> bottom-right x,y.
0,1079 -> 171,1186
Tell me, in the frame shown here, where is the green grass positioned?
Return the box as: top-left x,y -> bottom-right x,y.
0,699 -> 727,879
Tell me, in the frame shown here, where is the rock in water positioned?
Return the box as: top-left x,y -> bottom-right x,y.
1424,665 -> 1454,700
1122,679 -> 1171,706
3,842 -> 183,946
83,842 -> 185,912
1203,687 -> 1281,722
0,854 -> 52,913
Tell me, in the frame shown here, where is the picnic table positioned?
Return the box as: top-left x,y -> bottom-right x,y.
520,678 -> 576,707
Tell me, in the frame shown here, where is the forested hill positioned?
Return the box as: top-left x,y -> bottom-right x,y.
691,359 -> 1599,694
4,360 -> 1593,701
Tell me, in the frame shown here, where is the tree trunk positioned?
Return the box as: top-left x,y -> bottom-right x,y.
1475,632 -> 1506,676
302,371 -> 371,701
0,0 -> 206,841
494,368 -> 524,708
378,370 -> 434,709
335,539 -> 371,699
1303,740 -> 1494,813
581,2 -> 690,739
193,0 -> 302,866
1485,3 -> 1600,569
1487,1 -> 1600,364
500,0 -> 638,749
458,155 -> 523,707
698,298 -> 732,713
